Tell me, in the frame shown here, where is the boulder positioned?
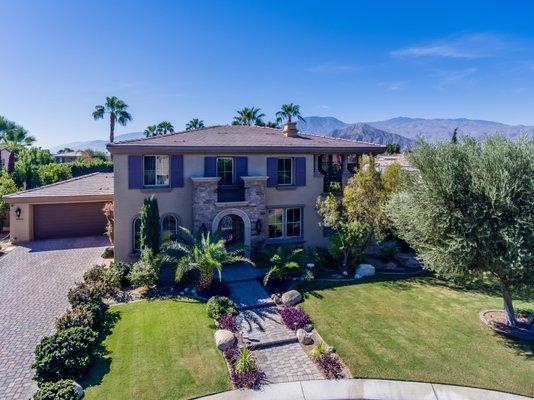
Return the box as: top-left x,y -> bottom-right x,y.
303,323 -> 314,333
354,264 -> 375,279
73,382 -> 84,400
296,328 -> 314,345
281,290 -> 302,306
324,345 -> 335,354
214,329 -> 236,351
271,293 -> 282,305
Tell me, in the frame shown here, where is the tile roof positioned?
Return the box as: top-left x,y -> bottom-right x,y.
107,125 -> 385,154
375,153 -> 414,170
4,173 -> 114,202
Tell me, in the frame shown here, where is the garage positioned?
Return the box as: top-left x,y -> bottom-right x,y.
33,202 -> 108,240
3,173 -> 114,242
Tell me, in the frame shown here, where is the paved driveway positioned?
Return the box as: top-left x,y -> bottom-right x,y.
0,236 -> 109,400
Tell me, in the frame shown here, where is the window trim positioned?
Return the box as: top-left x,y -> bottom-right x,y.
267,206 -> 303,240
143,155 -> 170,187
216,157 -> 235,186
277,157 -> 293,186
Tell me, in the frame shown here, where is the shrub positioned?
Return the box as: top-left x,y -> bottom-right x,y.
379,244 -> 398,261
67,282 -> 101,308
280,306 -> 310,330
32,326 -> 98,382
110,261 -> 132,287
55,307 -> 94,331
83,264 -> 120,296
33,379 -> 78,400
206,296 -> 237,320
78,302 -> 104,329
0,172 -> 18,232
101,247 -> 114,259
223,345 -> 239,365
70,159 -> 113,177
218,313 -> 238,333
310,343 -> 328,360
315,354 -> 343,379
235,347 -> 255,374
128,258 -> 158,288
102,202 -> 114,244
37,163 -> 72,186
139,195 -> 160,255
306,247 -> 337,270
230,368 -> 264,389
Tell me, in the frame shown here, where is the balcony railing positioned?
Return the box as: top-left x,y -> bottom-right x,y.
217,185 -> 245,202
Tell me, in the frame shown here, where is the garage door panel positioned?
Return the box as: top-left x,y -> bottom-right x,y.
34,202 -> 107,240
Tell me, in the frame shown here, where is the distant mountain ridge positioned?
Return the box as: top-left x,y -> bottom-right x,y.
50,116 -> 533,153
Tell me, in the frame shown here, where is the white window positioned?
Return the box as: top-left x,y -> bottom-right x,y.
161,215 -> 179,242
277,158 -> 293,185
217,157 -> 234,185
268,207 -> 302,239
144,155 -> 169,186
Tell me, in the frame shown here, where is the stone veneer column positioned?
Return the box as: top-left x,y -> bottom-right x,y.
241,176 -> 269,246
190,177 -> 220,233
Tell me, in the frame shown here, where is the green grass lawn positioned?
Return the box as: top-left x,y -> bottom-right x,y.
82,299 -> 230,400
299,277 -> 534,397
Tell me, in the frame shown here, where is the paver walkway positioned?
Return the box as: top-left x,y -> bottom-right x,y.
223,265 -> 323,384
0,236 -> 109,400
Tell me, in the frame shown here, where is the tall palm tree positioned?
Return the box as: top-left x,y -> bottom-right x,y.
275,103 -> 305,124
144,125 -> 158,137
92,96 -> 132,143
163,227 -> 253,291
156,121 -> 174,135
185,118 -> 205,131
0,116 -> 35,150
262,245 -> 304,285
232,107 -> 265,126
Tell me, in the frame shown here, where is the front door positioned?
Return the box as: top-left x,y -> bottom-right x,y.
218,214 -> 244,246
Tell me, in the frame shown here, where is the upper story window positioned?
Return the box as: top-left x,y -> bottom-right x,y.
144,155 -> 169,186
217,157 -> 234,185
277,157 -> 293,185
268,207 -> 302,239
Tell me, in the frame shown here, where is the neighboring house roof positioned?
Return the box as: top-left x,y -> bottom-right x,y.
375,153 -> 414,170
54,151 -> 83,158
107,125 -> 386,154
3,173 -> 114,204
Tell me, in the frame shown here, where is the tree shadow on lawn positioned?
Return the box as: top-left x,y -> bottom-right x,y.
81,308 -> 122,389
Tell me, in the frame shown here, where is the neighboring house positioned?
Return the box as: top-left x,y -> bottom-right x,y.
107,123 -> 385,261
0,147 -> 16,173
54,151 -> 83,163
4,173 -> 113,242
375,153 -> 414,172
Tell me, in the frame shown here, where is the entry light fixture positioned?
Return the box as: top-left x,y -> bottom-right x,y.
15,207 -> 21,219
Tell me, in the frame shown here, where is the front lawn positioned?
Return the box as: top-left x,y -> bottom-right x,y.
83,299 -> 230,400
299,277 -> 534,397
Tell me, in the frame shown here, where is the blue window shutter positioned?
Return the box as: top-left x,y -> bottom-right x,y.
204,157 -> 216,177
235,156 -> 248,186
170,155 -> 184,188
295,157 -> 306,186
266,157 -> 278,187
128,155 -> 143,189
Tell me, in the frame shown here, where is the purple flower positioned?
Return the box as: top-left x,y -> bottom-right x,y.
218,313 -> 238,333
231,368 -> 265,389
280,306 -> 310,330
223,345 -> 239,365
316,354 -> 343,379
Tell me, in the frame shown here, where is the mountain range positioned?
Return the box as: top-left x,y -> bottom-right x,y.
50,116 -> 533,153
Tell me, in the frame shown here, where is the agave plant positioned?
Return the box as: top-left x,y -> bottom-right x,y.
163,227 -> 253,290
262,245 -> 304,285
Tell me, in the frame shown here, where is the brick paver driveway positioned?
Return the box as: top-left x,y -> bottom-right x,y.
0,236 -> 109,400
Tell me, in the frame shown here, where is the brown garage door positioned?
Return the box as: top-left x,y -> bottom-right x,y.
33,202 -> 107,240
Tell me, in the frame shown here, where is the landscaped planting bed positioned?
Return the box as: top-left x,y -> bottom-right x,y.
82,299 -> 230,400
299,277 -> 534,397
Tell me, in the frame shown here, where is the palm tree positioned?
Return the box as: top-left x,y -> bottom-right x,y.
275,103 -> 305,125
185,118 -> 205,131
92,96 -> 132,143
262,245 -> 304,286
156,121 -> 174,135
0,116 -> 35,150
144,125 -> 158,137
163,227 -> 253,291
232,107 -> 266,126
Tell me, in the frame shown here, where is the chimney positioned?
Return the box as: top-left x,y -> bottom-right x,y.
282,121 -> 299,137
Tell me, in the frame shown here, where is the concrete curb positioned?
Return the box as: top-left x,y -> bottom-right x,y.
196,378 -> 533,400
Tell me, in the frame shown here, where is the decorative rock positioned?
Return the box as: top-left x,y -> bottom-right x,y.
303,323 -> 314,333
354,264 -> 375,279
296,328 -> 314,345
342,270 -> 349,276
271,294 -> 282,305
324,345 -> 335,354
214,329 -> 236,351
73,382 -> 84,400
281,290 -> 302,306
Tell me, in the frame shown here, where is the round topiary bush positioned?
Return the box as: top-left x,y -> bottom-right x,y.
206,296 -> 237,320
33,379 -> 79,400
32,326 -> 98,383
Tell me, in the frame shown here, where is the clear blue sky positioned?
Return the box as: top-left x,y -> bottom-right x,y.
2,0 -> 534,148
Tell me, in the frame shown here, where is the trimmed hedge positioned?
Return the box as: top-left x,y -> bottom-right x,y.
33,379 -> 78,400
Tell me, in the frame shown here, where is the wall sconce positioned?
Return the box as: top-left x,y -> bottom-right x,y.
15,207 -> 21,219
255,219 -> 262,234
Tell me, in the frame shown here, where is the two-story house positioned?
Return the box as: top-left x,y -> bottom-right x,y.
108,122 -> 385,261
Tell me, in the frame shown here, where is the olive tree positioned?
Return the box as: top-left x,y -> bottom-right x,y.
386,135 -> 534,326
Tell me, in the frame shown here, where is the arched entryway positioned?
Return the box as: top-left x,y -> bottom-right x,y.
212,208 -> 251,253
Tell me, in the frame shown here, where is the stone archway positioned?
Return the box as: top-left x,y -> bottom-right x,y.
212,208 -> 252,252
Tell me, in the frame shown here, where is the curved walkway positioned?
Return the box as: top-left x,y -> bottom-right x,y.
198,379 -> 533,400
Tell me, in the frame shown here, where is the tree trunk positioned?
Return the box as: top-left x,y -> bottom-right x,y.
342,248 -> 350,272
109,113 -> 115,143
198,271 -> 213,292
500,280 -> 517,327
